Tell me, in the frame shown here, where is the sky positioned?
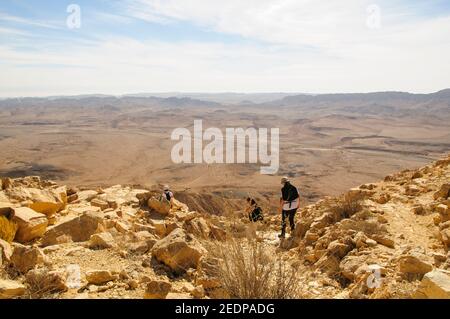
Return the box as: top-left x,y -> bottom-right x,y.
0,0 -> 450,97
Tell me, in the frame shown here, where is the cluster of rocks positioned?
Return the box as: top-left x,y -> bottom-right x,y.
267,154 -> 450,299
1,153 -> 450,299
0,177 -> 228,299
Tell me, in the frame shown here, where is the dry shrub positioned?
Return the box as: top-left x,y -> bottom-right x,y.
25,268 -> 67,299
331,194 -> 362,220
209,238 -> 303,299
0,215 -> 18,243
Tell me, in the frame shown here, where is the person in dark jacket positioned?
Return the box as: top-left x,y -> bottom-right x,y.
162,185 -> 174,207
279,177 -> 299,238
246,197 -> 263,222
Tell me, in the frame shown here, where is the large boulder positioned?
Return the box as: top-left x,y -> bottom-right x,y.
151,220 -> 168,237
10,244 -> 46,273
293,220 -> 312,239
88,232 -> 115,249
5,186 -> 66,217
41,212 -> 104,247
414,270 -> 450,299
183,217 -> 210,239
315,254 -> 340,275
439,228 -> 450,248
195,256 -> 222,289
398,253 -> 433,275
152,228 -> 206,274
327,241 -> 353,259
0,239 -> 12,266
434,184 -> 450,200
370,234 -> 395,248
90,198 -> 109,211
76,190 -> 98,202
340,255 -> 369,281
437,204 -> 450,223
144,280 -> 172,299
12,207 -> 48,243
85,270 -> 118,285
346,188 -> 375,203
405,185 -> 422,196
170,199 -> 189,213
0,280 -> 26,299
97,185 -> 145,207
135,191 -> 154,206
148,196 -> 171,215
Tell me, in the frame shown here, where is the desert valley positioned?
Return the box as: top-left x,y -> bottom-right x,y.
1,90 -> 449,214
1,90 -> 450,299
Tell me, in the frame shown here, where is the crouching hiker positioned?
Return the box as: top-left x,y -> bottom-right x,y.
246,197 -> 264,222
163,185 -> 174,207
279,177 -> 299,238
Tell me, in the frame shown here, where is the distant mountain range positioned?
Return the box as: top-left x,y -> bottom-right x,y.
0,96 -> 221,109
271,89 -> 450,105
1,89 -> 449,118
262,89 -> 450,118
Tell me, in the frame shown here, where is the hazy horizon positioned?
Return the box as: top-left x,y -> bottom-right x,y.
1,88 -> 450,100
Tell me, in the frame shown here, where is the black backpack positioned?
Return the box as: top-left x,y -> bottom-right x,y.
249,206 -> 263,222
282,183 -> 299,202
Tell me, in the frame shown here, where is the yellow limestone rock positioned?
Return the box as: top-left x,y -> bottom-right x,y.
0,280 -> 26,299
90,198 -> 109,211
6,186 -> 66,217
85,270 -> 118,285
398,253 -> 433,274
10,244 -> 46,273
41,211 -> 104,247
89,232 -> 115,249
12,207 -> 48,243
414,270 -> 450,299
144,280 -> 172,299
152,228 -> 206,274
148,196 -> 171,215
0,238 -> 13,266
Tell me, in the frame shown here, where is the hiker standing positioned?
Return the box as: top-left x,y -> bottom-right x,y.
279,177 -> 300,238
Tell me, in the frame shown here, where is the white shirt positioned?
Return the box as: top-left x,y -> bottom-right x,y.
282,197 -> 299,211
163,191 -> 173,201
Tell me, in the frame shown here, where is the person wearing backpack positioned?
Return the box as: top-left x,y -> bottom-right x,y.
279,177 -> 300,238
162,185 -> 175,207
246,197 -> 264,222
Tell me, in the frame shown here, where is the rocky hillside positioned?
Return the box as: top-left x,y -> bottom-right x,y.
1,154 -> 450,299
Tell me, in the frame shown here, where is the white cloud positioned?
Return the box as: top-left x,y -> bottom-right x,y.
125,1 -> 450,51
0,26 -> 29,36
92,12 -> 134,25
0,12 -> 62,29
124,1 -> 408,46
0,1 -> 449,96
